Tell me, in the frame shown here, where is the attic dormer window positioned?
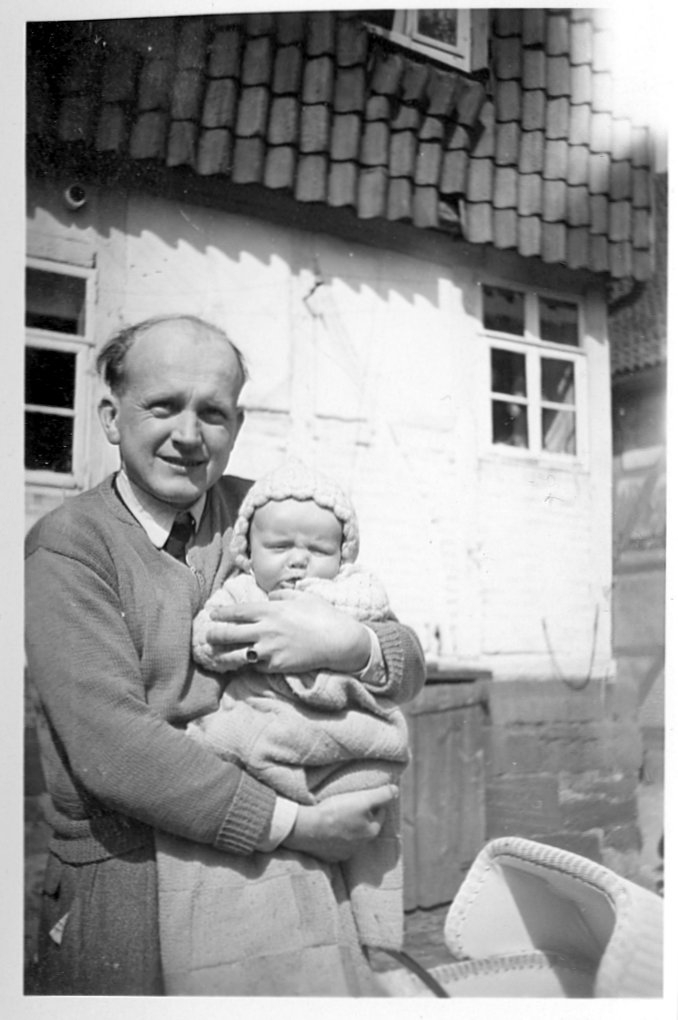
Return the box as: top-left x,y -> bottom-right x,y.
363,9 -> 487,74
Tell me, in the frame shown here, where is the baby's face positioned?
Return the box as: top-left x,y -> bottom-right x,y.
248,498 -> 343,593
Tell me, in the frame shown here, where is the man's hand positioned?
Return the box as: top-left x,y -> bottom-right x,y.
204,590 -> 372,674
282,785 -> 398,862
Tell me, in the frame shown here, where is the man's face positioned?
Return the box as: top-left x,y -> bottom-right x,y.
99,321 -> 244,510
248,499 -> 343,593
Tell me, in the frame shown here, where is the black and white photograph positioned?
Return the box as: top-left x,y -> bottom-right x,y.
14,1 -> 671,1013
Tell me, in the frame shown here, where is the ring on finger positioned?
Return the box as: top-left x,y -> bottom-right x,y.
245,647 -> 259,664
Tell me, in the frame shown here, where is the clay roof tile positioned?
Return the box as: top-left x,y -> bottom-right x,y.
455,80 -> 487,127
566,145 -> 589,186
386,176 -> 413,220
518,215 -> 541,257
543,139 -> 568,180
610,159 -> 632,201
275,12 -> 306,46
334,66 -> 367,113
235,86 -> 269,138
167,120 -> 197,167
302,55 -> 334,105
196,127 -> 233,175
522,9 -> 546,47
495,121 -> 520,166
543,179 -> 567,221
300,104 -> 331,154
426,69 -> 462,117
467,157 -> 493,202
170,69 -> 203,121
129,110 -> 167,158
494,36 -> 522,81
264,146 -> 297,189
268,96 -> 299,146
522,90 -> 545,131
495,80 -> 521,123
207,29 -> 242,79
522,48 -> 546,91
440,148 -> 469,194
138,55 -> 173,112
331,113 -> 362,161
415,142 -> 443,186
547,56 -> 571,98
401,61 -> 430,104
546,12 -> 570,56
357,166 -> 388,218
242,35 -> 274,87
545,97 -> 570,140
370,50 -> 404,96
566,184 -> 590,226
327,160 -> 358,206
495,9 -> 523,38
360,120 -> 390,167
244,12 -> 276,38
306,12 -> 336,57
541,220 -> 567,262
176,18 -> 208,70
202,78 -> 238,129
464,201 -> 494,243
493,166 -> 518,209
336,17 -> 368,67
570,19 -> 593,66
232,136 -> 265,183
568,103 -> 591,146
412,186 -> 439,227
273,45 -> 303,94
518,173 -> 542,216
493,208 -> 518,248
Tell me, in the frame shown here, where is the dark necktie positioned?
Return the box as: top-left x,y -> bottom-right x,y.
163,511 -> 195,563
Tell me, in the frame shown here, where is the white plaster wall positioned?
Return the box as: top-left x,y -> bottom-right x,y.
25,180 -> 613,679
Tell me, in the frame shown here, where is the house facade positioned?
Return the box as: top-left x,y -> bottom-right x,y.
25,9 -> 659,893
609,171 -> 666,794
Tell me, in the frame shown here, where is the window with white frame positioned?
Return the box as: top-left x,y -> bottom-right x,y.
363,9 -> 487,74
481,283 -> 585,458
25,260 -> 94,485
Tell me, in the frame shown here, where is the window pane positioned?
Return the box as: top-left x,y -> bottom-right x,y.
415,10 -> 459,47
25,412 -> 73,473
25,348 -> 76,409
492,400 -> 529,448
25,267 -> 87,335
542,408 -> 576,454
539,297 -> 579,345
541,358 -> 575,404
482,285 -> 525,335
491,348 -> 526,396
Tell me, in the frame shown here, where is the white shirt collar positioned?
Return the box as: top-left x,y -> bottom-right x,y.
115,470 -> 206,549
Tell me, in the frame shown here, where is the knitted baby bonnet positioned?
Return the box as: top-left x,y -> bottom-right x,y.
230,459 -> 360,572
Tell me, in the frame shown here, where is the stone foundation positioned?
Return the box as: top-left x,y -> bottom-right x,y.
482,677 -> 644,879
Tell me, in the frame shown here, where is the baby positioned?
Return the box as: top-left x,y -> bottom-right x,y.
191,458 -> 408,837
156,461 -> 410,994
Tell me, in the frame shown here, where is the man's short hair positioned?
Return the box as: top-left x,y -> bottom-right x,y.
96,314 -> 248,394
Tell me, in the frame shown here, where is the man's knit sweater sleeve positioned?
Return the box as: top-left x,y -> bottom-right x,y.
25,501 -> 275,856
366,619 -> 426,704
